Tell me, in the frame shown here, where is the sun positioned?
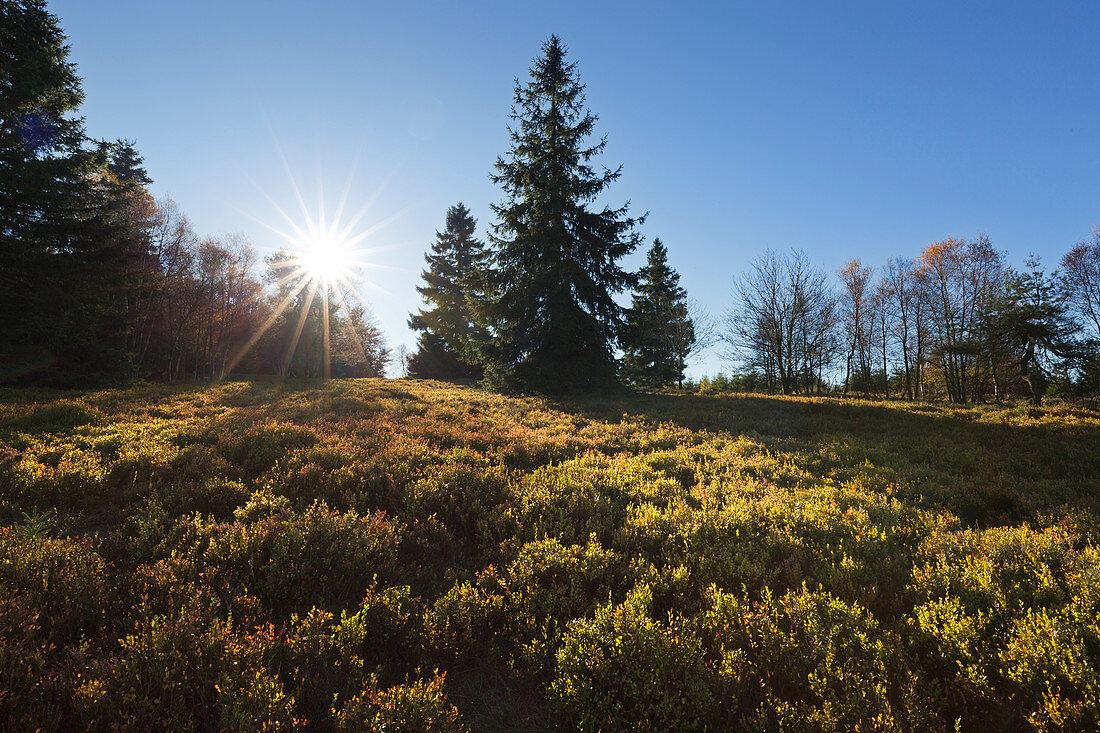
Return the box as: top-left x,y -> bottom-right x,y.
295,232 -> 355,285
225,142 -> 403,382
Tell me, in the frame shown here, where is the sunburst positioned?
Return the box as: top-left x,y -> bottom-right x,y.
225,138 -> 404,381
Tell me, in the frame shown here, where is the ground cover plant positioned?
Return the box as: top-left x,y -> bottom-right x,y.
2,378 -> 1099,731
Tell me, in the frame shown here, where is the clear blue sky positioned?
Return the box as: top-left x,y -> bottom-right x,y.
52,0 -> 1100,377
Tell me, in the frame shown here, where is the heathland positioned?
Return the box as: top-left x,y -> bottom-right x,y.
2,379 -> 1099,731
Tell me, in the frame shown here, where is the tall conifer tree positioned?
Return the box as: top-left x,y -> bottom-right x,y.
622,239 -> 695,388
0,0 -> 143,380
408,203 -> 487,379
484,35 -> 642,393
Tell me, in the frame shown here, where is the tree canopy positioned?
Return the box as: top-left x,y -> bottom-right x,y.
621,239 -> 695,388
481,35 -> 642,393
985,256 -> 1078,405
408,203 -> 487,380
0,0 -> 139,380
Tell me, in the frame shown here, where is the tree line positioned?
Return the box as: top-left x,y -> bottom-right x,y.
5,2 -> 1099,403
721,234 -> 1099,405
404,35 -> 1099,403
0,0 -> 388,384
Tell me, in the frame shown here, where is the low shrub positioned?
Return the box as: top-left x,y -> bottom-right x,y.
219,422 -> 319,478
73,605 -> 294,731
2,379 -> 1100,730
280,585 -> 422,723
0,527 -> 110,726
333,672 -> 465,733
427,538 -> 632,674
700,586 -> 904,731
552,586 -> 716,732
203,501 -> 401,619
0,527 -> 108,643
150,477 -> 249,519
516,455 -> 682,545
1000,607 -> 1100,732
4,402 -> 102,433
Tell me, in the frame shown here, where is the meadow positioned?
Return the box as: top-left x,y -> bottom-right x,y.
1,379 -> 1099,731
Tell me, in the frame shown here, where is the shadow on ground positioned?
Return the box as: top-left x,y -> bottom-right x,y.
554,391 -> 1100,527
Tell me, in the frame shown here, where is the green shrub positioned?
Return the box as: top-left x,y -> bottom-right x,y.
3,378 -> 1100,731
516,455 -> 681,545
427,538 -> 631,674
0,443 -> 108,512
220,423 -> 319,477
402,457 -> 510,547
910,525 -> 1072,617
101,499 -> 210,570
149,477 -> 249,519
0,527 -> 108,643
262,444 -> 367,510
334,672 -> 466,733
700,586 -> 904,731
280,585 -> 422,723
4,402 -> 102,433
203,501 -> 401,619
552,586 -> 716,732
169,443 -> 233,481
0,528 -> 109,726
74,605 -> 294,731
907,595 -> 994,725
904,523 -> 1088,727
1000,607 -> 1100,732
234,487 -> 291,522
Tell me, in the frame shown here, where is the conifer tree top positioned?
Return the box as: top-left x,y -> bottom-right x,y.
483,35 -> 642,393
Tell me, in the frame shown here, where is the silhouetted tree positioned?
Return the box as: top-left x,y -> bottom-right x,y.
985,256 -> 1077,405
408,203 -> 487,379
334,304 -> 389,377
622,239 -> 694,388
106,139 -> 152,186
138,197 -> 201,379
482,35 -> 642,393
725,249 -> 838,395
0,0 -> 140,381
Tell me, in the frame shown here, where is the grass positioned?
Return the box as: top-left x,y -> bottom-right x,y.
1,379 -> 1098,731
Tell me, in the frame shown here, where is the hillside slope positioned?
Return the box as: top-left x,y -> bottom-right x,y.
2,380 -> 1099,731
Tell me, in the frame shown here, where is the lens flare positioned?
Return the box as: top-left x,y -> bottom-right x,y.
224,133 -> 406,381
295,231 -> 355,285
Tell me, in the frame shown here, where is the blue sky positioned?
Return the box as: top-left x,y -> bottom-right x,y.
52,1 -> 1100,377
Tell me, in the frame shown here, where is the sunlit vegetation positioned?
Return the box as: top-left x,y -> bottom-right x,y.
5,3 -> 1100,731
2,379 -> 1099,730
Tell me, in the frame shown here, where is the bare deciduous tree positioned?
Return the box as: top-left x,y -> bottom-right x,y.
668,298 -> 717,388
881,258 -> 918,399
1062,228 -> 1100,338
838,259 -> 875,396
724,249 -> 838,395
395,344 -> 410,378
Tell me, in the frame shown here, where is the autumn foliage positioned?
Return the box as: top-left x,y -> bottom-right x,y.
2,379 -> 1099,730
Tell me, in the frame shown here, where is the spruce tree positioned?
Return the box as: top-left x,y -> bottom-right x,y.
407,203 -> 488,379
107,139 -> 152,185
622,239 -> 695,388
0,0 -> 141,381
484,35 -> 642,393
